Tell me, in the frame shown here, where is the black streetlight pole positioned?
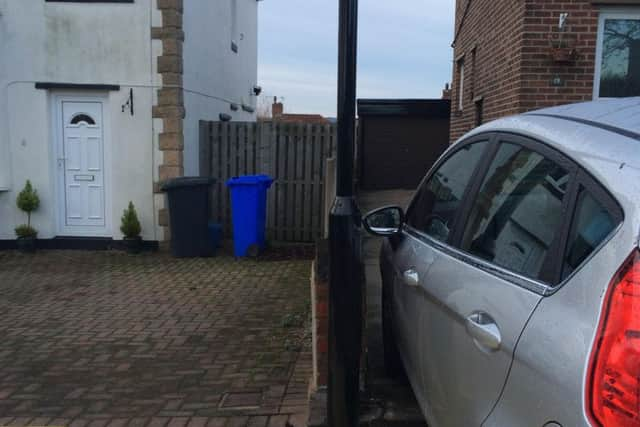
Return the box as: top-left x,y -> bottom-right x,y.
328,0 -> 361,426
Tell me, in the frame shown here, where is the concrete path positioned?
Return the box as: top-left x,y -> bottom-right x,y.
0,250 -> 312,427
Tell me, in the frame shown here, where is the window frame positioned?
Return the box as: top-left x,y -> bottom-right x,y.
549,168 -> 624,293
453,134 -> 579,285
457,59 -> 465,111
407,132 -> 585,295
404,131 -> 624,294
403,133 -> 498,247
470,47 -> 477,101
593,8 -> 640,99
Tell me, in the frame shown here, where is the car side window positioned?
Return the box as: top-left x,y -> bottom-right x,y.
406,141 -> 488,242
460,142 -> 570,281
562,187 -> 617,280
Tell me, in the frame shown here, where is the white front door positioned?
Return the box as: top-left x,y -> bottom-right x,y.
55,98 -> 109,236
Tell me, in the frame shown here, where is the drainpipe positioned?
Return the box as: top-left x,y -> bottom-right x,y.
328,0 -> 362,426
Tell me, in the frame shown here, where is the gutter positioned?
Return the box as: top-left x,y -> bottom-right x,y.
451,0 -> 473,48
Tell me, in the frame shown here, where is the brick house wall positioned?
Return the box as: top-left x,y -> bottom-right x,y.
451,0 -> 639,143
520,0 -> 599,111
451,0 -> 526,142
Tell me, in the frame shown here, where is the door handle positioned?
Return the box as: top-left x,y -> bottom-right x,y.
466,312 -> 502,351
402,269 -> 419,287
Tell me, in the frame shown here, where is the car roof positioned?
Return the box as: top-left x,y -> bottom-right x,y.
462,98 -> 640,180
527,97 -> 640,133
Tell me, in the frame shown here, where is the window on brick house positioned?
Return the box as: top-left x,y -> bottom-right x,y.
475,98 -> 484,126
457,59 -> 465,111
471,47 -> 477,100
594,10 -> 640,98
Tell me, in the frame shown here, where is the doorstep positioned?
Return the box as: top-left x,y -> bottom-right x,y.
0,237 -> 159,251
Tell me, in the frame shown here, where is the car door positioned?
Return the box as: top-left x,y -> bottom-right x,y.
416,135 -> 577,427
399,137 -> 493,411
389,232 -> 428,385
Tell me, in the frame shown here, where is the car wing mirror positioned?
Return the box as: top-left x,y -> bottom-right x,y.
363,206 -> 405,237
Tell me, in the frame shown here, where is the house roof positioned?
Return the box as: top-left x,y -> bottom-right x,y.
274,114 -> 330,124
357,99 -> 451,118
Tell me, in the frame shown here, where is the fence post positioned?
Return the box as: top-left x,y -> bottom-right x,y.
324,157 -> 336,239
258,121 -> 271,175
199,120 -> 212,177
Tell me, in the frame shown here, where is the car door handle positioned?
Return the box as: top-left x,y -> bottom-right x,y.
402,269 -> 419,287
466,312 -> 502,351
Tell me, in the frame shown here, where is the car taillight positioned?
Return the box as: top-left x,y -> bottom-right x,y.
588,249 -> 640,427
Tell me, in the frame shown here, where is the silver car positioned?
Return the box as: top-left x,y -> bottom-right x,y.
363,98 -> 640,427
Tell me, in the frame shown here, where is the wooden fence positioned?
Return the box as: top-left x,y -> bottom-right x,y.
199,121 -> 337,243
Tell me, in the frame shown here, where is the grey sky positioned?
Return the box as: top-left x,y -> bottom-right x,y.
258,1 -> 455,117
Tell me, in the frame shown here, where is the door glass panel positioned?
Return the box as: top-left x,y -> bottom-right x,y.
406,141 -> 488,242
599,17 -> 640,97
562,188 -> 617,280
70,113 -> 96,126
460,143 -> 570,281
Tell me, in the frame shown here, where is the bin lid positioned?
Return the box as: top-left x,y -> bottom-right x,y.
226,175 -> 274,187
161,176 -> 215,191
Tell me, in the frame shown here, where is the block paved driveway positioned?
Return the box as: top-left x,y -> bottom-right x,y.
0,250 -> 312,427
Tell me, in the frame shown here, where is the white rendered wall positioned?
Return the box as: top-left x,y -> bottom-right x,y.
0,0 -> 159,241
183,0 -> 258,176
0,3 -> 8,192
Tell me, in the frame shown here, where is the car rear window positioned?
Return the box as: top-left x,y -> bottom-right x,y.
562,187 -> 617,280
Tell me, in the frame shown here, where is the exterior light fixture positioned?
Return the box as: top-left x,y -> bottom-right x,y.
121,88 -> 134,116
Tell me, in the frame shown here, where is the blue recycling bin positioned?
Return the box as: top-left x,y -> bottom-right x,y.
226,175 -> 274,257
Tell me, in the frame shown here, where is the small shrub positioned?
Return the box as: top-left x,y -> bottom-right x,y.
120,201 -> 141,238
15,224 -> 37,239
15,180 -> 39,238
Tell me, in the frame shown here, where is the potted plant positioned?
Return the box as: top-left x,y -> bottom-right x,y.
550,45 -> 578,63
120,201 -> 142,254
549,34 -> 578,64
15,180 -> 40,253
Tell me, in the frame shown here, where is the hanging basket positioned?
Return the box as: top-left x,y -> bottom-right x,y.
550,47 -> 578,64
